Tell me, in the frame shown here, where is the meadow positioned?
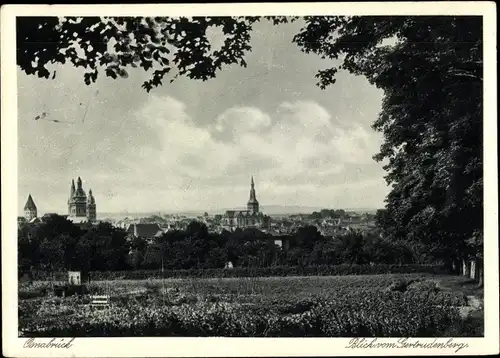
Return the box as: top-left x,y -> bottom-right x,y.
18,274 -> 483,337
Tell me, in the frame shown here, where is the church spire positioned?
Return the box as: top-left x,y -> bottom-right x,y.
247,176 -> 259,213
24,194 -> 37,221
70,179 -> 75,198
249,176 -> 256,201
24,194 -> 36,211
77,177 -> 82,189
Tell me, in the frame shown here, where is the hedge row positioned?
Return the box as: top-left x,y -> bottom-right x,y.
29,264 -> 450,281
19,291 -> 464,337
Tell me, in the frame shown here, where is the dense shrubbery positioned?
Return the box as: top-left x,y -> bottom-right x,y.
19,215 -> 421,276
29,264 -> 449,281
18,282 -> 467,337
19,273 -> 480,337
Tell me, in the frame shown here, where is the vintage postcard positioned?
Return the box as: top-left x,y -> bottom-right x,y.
1,2 -> 498,357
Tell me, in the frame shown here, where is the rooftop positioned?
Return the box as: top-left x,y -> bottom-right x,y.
24,194 -> 37,210
127,223 -> 162,238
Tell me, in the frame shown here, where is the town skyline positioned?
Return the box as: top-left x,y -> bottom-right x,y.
18,18 -> 389,215
19,176 -> 382,218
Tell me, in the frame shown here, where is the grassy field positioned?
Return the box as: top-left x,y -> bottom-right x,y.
18,274 -> 483,337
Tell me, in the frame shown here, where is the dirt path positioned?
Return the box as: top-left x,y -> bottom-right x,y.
436,275 -> 484,298
435,275 -> 484,335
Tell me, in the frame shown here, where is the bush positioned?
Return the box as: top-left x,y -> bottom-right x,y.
19,274 -> 478,337
19,289 -> 464,337
29,264 -> 449,281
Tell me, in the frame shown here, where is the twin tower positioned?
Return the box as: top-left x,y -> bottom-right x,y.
68,177 -> 96,222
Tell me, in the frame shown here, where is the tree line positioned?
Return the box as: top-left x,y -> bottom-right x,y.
18,214 -> 420,275
307,209 -> 347,220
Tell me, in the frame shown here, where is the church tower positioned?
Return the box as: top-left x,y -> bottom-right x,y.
247,176 -> 259,214
86,189 -> 96,222
24,194 -> 37,221
68,179 -> 75,215
68,177 -> 87,217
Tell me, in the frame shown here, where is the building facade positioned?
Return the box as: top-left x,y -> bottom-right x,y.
221,177 -> 268,231
67,177 -> 97,223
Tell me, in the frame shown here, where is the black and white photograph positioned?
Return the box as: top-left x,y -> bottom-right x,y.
1,2 -> 498,357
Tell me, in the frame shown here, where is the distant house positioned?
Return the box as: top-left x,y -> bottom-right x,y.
67,216 -> 91,225
126,223 -> 163,243
28,217 -> 42,224
266,231 -> 290,251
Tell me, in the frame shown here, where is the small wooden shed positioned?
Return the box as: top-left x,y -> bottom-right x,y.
68,271 -> 82,285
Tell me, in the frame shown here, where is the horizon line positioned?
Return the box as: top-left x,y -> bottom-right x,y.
23,206 -> 381,216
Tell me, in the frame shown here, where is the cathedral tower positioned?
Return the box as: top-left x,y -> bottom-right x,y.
247,176 -> 259,214
86,189 -> 96,222
24,194 -> 37,221
68,177 -> 87,217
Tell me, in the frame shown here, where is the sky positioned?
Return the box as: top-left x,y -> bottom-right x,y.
17,18 -> 389,215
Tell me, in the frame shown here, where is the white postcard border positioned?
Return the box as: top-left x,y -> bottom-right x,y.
2,2 -> 498,357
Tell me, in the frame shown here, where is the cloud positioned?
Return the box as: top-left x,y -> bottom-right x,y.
212,107 -> 272,142
99,95 -> 387,211
126,95 -> 236,181
18,87 -> 387,213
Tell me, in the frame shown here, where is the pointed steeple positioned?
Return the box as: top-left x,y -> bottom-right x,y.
248,176 -> 258,204
24,194 -> 38,221
77,177 -> 82,189
247,176 -> 259,214
70,179 -> 75,198
249,176 -> 256,201
24,194 -> 37,210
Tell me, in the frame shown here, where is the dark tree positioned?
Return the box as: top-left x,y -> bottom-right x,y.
17,16 -> 293,91
293,16 -> 483,274
292,225 -> 323,250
